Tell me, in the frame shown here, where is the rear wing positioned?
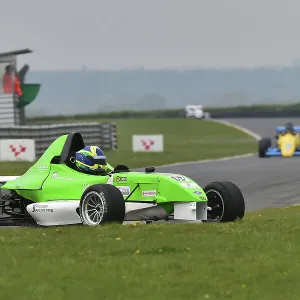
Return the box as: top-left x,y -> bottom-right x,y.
276,126 -> 300,133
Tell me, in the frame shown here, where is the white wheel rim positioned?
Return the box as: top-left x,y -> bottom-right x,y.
205,189 -> 225,222
82,191 -> 105,225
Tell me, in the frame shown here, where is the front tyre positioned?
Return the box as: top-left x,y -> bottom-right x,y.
79,184 -> 125,226
203,181 -> 245,222
258,138 -> 271,158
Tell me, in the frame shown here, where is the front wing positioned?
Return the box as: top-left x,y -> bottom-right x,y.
265,147 -> 300,157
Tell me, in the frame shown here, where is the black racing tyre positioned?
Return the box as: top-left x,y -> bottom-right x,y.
203,181 -> 245,222
79,184 -> 125,226
258,138 -> 271,158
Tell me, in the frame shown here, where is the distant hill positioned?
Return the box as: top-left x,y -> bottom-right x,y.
25,67 -> 300,117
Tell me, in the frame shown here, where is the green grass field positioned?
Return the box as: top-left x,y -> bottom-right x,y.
0,118 -> 256,175
1,205 -> 300,300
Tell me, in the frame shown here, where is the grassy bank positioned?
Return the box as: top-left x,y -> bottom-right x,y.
0,118 -> 256,175
1,205 -> 300,299
26,102 -> 300,123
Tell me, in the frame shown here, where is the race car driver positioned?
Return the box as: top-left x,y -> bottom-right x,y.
275,122 -> 296,138
75,146 -> 113,175
284,122 -> 296,134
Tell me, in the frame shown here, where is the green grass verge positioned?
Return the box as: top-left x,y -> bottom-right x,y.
0,118 -> 256,175
1,205 -> 300,299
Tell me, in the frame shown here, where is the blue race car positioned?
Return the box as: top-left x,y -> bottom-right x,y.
258,124 -> 300,158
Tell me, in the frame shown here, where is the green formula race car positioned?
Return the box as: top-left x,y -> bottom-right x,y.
0,132 -> 245,226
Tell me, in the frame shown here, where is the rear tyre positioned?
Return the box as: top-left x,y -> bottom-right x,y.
258,138 -> 271,158
203,181 -> 245,222
79,184 -> 125,226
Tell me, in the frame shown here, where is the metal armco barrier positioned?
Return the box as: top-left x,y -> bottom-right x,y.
0,122 -> 117,158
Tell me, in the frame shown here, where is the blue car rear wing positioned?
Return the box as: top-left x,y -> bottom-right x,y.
276,126 -> 300,133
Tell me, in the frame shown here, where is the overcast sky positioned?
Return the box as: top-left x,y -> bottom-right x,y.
1,0 -> 300,70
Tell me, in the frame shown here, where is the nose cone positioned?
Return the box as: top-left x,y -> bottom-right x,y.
157,173 -> 207,202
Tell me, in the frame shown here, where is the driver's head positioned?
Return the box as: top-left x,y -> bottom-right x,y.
75,146 -> 108,174
285,122 -> 294,133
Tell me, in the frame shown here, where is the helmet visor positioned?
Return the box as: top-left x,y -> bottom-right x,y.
86,155 -> 107,165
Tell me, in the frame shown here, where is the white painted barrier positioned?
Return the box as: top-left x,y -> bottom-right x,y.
0,139 -> 36,161
132,135 -> 164,152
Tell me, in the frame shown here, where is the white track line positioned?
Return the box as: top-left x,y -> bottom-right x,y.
212,119 -> 262,140
157,153 -> 255,168
157,119 -> 260,168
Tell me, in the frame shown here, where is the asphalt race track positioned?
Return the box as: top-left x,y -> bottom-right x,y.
1,117 -> 300,227
222,118 -> 300,138
153,118 -> 300,212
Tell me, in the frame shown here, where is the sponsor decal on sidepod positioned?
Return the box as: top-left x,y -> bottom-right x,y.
142,190 -> 157,197
117,186 -> 131,196
32,204 -> 53,213
116,176 -> 127,182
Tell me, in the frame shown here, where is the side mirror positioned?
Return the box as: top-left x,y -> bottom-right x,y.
145,166 -> 155,173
